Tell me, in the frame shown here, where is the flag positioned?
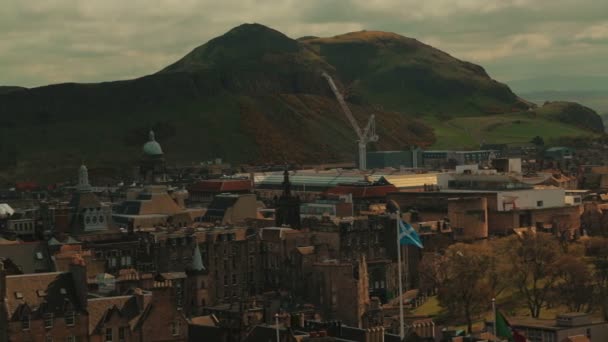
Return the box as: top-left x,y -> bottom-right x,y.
495,311 -> 527,342
398,220 -> 423,248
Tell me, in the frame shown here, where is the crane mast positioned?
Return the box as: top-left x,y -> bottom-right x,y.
322,72 -> 378,170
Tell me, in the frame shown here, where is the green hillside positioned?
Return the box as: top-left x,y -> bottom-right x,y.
0,23 -> 603,183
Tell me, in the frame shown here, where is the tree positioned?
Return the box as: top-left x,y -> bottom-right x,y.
552,255 -> 594,312
434,243 -> 494,333
507,232 -> 562,318
585,237 -> 608,320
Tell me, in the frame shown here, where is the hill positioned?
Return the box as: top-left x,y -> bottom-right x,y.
302,31 -> 529,115
0,23 -> 603,182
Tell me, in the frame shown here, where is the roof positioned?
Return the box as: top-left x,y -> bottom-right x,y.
159,272 -> 187,280
69,191 -> 102,209
87,294 -> 152,333
143,130 -> 163,155
188,179 -> 251,193
5,272 -> 83,316
296,246 -> 315,255
190,315 -> 219,327
202,195 -> 239,220
0,241 -> 53,273
325,184 -> 397,199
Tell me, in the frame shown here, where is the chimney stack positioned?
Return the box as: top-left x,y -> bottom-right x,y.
69,255 -> 88,310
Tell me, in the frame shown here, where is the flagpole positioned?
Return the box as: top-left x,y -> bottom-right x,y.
492,298 -> 496,340
405,244 -> 409,291
396,212 -> 404,340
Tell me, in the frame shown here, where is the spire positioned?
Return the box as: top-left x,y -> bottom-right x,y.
149,130 -> 156,142
78,164 -> 92,192
191,244 -> 205,272
282,168 -> 291,197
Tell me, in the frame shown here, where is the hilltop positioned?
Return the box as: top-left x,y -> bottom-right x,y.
0,23 -> 602,182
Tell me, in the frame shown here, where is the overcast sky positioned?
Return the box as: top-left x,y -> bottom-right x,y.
2,0 -> 608,89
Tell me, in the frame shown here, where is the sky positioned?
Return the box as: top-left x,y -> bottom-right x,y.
2,0 -> 608,90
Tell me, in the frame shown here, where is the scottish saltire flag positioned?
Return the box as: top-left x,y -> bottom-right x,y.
398,220 -> 424,248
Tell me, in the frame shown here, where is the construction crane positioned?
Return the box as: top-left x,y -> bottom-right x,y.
322,72 -> 378,170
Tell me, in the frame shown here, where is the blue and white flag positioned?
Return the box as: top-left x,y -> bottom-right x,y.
398,220 -> 424,248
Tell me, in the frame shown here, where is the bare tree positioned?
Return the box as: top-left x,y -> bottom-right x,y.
507,232 -> 562,318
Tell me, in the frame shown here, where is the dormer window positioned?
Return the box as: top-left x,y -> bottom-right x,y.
44,313 -> 54,328
21,314 -> 30,330
65,311 -> 75,326
14,292 -> 24,299
37,289 -> 46,297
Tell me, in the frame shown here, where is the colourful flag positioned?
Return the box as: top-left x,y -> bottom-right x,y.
496,311 -> 527,342
398,220 -> 423,248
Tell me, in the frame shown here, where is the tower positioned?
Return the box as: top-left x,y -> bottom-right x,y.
140,130 -> 167,184
275,169 -> 301,228
77,164 -> 92,192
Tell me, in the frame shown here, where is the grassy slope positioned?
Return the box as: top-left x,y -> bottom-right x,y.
425,112 -> 593,149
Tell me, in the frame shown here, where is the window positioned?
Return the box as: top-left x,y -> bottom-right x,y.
118,327 -> 126,342
537,200 -> 543,207
171,321 -> 180,336
21,314 -> 30,330
44,313 -> 54,328
105,328 -> 113,342
65,311 -> 75,326
36,252 -> 44,260
232,274 -> 237,285
66,336 -> 77,342
224,275 -> 228,286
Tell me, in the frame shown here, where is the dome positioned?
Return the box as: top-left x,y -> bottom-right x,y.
143,130 -> 163,156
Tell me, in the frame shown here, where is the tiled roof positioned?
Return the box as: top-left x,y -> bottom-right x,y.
87,293 -> 152,334
5,272 -> 82,317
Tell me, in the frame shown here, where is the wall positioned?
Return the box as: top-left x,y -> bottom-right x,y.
448,197 -> 488,241
496,189 -> 565,211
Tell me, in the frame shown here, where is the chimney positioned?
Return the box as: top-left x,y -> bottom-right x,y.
0,260 -> 6,303
69,255 -> 88,310
134,288 -> 146,311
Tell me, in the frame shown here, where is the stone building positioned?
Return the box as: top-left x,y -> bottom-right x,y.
1,259 -> 90,342
67,165 -> 114,235
309,255 -> 370,328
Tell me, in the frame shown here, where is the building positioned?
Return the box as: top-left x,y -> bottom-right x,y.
140,130 -> 167,184
1,259 -> 89,342
309,256 -> 370,328
366,148 -> 422,169
422,150 -> 497,168
199,193 -> 258,225
67,165 -> 113,235
187,178 -> 252,206
486,313 -> 608,342
112,185 -> 203,229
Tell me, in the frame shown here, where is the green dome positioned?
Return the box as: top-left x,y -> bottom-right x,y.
143,131 -> 163,155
